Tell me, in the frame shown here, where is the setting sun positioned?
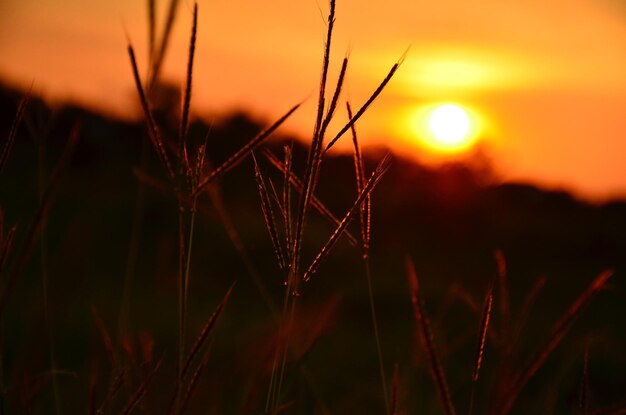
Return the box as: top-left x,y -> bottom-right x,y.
428,104 -> 471,144
410,103 -> 480,154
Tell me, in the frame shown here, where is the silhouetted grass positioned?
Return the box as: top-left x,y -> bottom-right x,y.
0,0 -> 623,413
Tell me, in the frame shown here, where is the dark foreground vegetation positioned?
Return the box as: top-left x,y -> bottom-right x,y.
1,1 -> 625,413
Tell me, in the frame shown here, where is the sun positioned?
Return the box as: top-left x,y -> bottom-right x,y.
410,103 -> 480,153
428,104 -> 471,144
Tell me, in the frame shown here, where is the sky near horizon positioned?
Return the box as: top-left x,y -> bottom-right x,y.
1,0 -> 626,201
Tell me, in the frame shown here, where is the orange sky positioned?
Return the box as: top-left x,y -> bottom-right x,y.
1,0 -> 626,201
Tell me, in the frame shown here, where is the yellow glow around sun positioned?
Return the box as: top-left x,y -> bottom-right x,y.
410,103 -> 481,153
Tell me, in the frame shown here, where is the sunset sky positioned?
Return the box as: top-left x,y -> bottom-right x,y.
1,0 -> 626,201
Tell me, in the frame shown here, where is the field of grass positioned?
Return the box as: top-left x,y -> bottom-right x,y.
1,1 -> 625,414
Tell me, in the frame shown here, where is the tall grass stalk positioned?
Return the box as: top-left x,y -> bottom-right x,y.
38,134 -> 61,415
390,364 -> 399,415
149,0 -> 180,90
0,97 -> 28,176
496,269 -> 614,415
253,155 -> 287,271
406,256 -> 457,415
468,281 -> 493,415
131,2 -> 305,411
116,0 -> 166,359
494,250 -> 509,341
120,359 -> 162,415
116,139 -> 148,351
128,45 -> 176,182
268,1 -> 338,407
348,101 -> 388,412
0,97 -> 26,413
290,0 -> 336,283
147,0 -> 156,65
175,6 -> 198,413
0,225 -> 16,279
273,286 -> 298,410
282,145 -> 294,258
580,348 -> 589,415
264,0 -> 399,408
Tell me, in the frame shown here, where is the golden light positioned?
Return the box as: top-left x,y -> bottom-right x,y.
428,104 -> 470,144
410,103 -> 481,153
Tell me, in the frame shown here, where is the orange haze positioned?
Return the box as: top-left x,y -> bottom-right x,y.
2,0 -> 626,201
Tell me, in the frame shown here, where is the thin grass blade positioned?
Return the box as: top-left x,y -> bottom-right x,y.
347,101 -> 370,252
267,400 -> 296,415
0,225 -> 17,276
319,57 -> 348,139
88,366 -> 97,415
0,96 -> 28,175
510,275 -> 547,350
267,177 -> 284,218
390,363 -> 399,415
128,44 -> 175,181
468,281 -> 494,415
494,250 -> 510,340
498,270 -> 614,415
180,346 -> 211,413
253,155 -> 286,271
193,102 -> 301,196
282,145 -> 294,258
182,283 -> 235,378
290,0 -> 337,281
406,256 -> 457,415
96,369 -> 125,414
303,155 -> 391,282
580,348 -> 589,415
147,0 -> 156,64
90,305 -> 116,366
348,111 -> 388,410
311,0 -> 336,143
472,281 -> 493,383
120,359 -> 162,415
325,56 -> 403,151
149,0 -> 180,88
177,3 -> 197,177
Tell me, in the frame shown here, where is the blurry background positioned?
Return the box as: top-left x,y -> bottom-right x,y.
2,0 -> 626,199
1,0 -> 626,413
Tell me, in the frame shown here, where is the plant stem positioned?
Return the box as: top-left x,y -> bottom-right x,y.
364,257 -> 389,413
267,278 -> 292,411
176,202 -> 186,414
39,137 -> 61,415
176,194 -> 198,414
117,139 -> 148,347
275,286 -> 298,410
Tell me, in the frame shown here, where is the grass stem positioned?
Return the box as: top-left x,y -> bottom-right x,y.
39,133 -> 61,415
365,258 -> 389,413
